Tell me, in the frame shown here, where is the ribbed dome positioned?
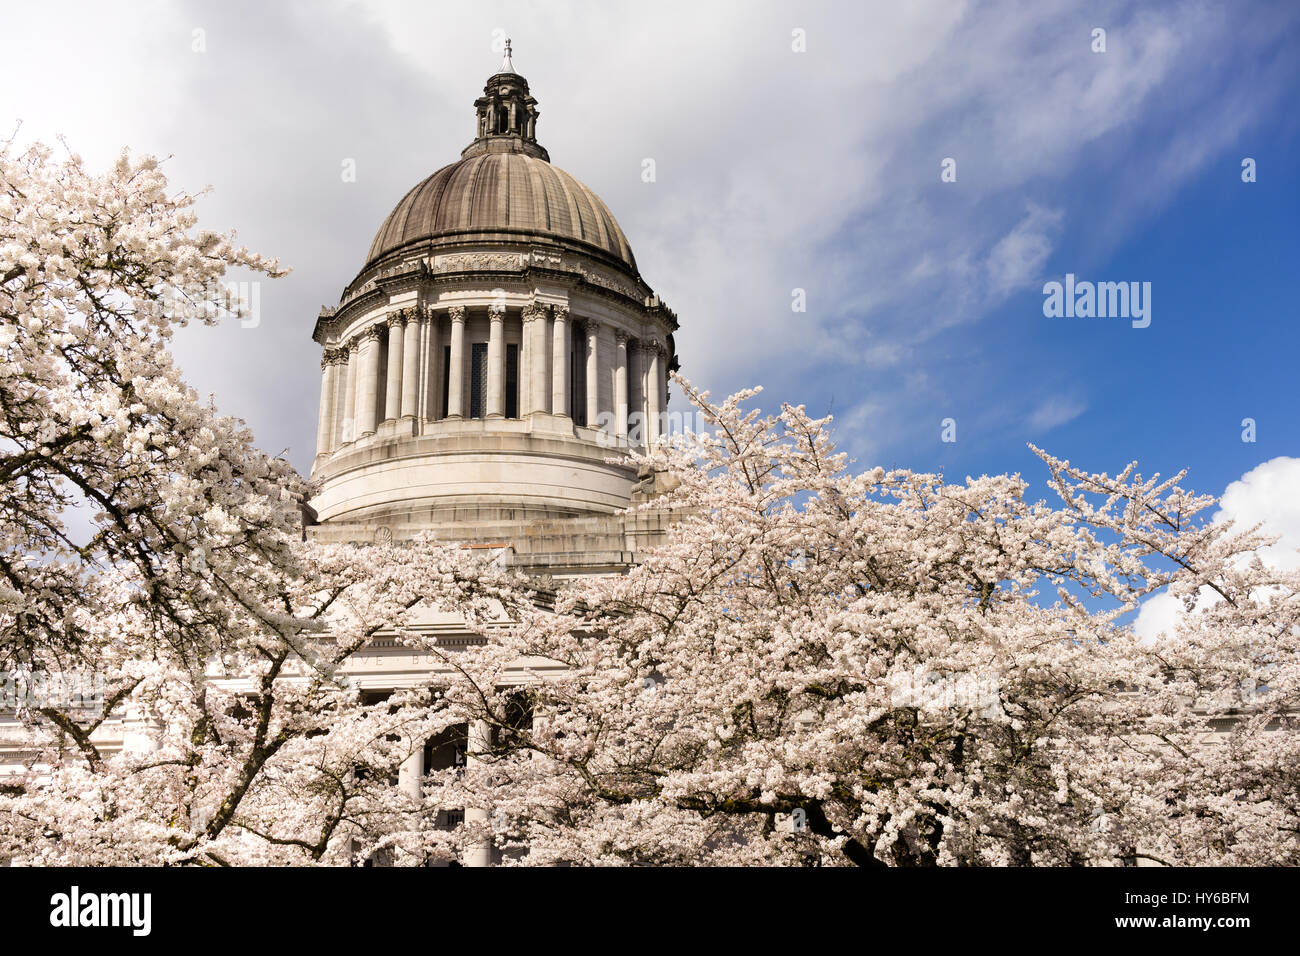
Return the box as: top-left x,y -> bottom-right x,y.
365,152 -> 637,273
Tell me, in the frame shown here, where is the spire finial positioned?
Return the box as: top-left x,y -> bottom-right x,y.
501,38 -> 514,73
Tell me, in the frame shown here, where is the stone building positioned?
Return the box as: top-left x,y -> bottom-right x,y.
307,45 -> 680,576
305,47 -> 684,864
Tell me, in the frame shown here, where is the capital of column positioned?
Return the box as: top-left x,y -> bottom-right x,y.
550,303 -> 570,320
386,311 -> 406,330
346,336 -> 361,354
614,328 -> 630,346
521,304 -> 547,324
361,324 -> 385,343
447,305 -> 466,324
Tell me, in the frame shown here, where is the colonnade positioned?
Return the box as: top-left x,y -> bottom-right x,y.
315,303 -> 669,460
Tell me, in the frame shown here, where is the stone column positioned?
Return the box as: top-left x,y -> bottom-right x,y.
414,310 -> 428,421
446,306 -> 466,419
487,307 -> 505,417
614,331 -> 629,441
421,308 -> 441,421
400,310 -> 420,420
341,339 -> 359,444
525,305 -> 549,416
585,320 -> 600,428
328,350 -> 348,449
551,305 -> 569,417
398,740 -> 424,802
520,308 -> 534,416
464,719 -> 493,867
356,326 -> 381,438
315,351 -> 336,459
646,342 -> 662,445
383,314 -> 404,424
663,348 -> 671,411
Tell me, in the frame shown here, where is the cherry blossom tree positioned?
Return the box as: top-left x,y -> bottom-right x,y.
0,137 -> 302,670
426,380 -> 1300,866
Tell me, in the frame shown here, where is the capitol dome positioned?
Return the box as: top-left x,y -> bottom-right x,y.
307,47 -> 680,573
364,152 -> 638,276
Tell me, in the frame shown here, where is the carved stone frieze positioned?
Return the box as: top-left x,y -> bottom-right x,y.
431,252 -> 527,273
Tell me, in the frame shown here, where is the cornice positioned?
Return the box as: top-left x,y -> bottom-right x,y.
314,248 -> 676,346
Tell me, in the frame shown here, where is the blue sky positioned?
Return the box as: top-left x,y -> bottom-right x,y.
1,0 -> 1296,537
887,129 -> 1300,499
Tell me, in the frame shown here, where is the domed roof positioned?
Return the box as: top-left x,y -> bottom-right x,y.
364,151 -> 637,273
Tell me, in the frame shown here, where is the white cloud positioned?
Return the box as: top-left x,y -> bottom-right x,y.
986,205 -> 1063,295
1132,591 -> 1187,644
830,399 -> 885,466
1025,394 -> 1086,432
1134,457 -> 1300,641
1215,456 -> 1300,571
